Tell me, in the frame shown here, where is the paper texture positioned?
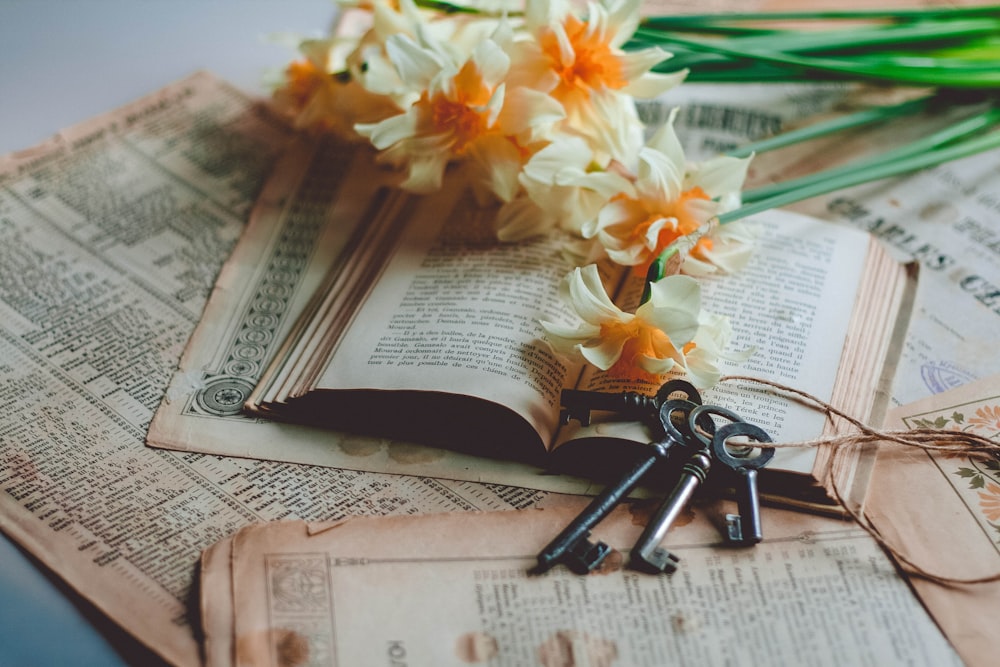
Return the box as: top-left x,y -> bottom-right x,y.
0,72 -> 564,666
202,507 -> 961,667
866,373 -> 1000,667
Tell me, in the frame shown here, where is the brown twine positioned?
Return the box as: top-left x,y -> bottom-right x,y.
718,374 -> 1000,586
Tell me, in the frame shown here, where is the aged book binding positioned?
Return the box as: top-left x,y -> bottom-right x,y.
244,135 -> 916,510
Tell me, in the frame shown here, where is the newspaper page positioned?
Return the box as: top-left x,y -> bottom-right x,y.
730,93 -> 1000,407
203,508 -> 961,667
0,72 -> 556,666
865,373 -> 1000,667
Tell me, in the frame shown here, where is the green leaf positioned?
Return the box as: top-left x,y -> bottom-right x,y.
971,475 -> 986,489
955,467 -> 979,478
952,411 -> 966,425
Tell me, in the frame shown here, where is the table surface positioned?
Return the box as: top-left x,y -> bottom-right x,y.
0,2 -> 336,664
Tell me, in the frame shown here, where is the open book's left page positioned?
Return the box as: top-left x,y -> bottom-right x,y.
147,136 -> 601,494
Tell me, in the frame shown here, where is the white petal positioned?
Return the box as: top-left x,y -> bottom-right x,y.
496,197 -> 556,241
623,69 -> 688,99
579,335 -> 627,371
637,145 -> 683,204
472,39 -> 511,88
354,110 -> 417,149
617,48 -> 672,83
567,265 -> 625,324
400,154 -> 450,193
689,155 -> 752,198
498,87 -> 566,137
386,34 -> 444,89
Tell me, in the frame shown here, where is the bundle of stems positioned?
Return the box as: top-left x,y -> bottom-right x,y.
632,6 -> 1000,88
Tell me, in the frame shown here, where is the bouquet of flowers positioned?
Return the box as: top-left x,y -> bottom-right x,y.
270,0 -> 1000,388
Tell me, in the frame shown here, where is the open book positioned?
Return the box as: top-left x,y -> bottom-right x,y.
224,135 -> 914,509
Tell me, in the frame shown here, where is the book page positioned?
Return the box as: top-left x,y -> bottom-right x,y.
866,373 -> 1000,667
0,73 -> 560,666
307,183 -> 586,452
209,509 -> 960,667
557,212 -> 876,479
747,98 -> 1000,409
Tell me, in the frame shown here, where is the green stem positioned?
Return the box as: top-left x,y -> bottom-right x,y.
742,105 -> 1000,202
717,128 -> 1000,224
726,94 -> 937,159
642,20 -> 1000,87
640,6 -> 1000,29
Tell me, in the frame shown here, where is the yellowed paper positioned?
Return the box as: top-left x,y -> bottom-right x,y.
205,506 -> 961,666
866,373 -> 1000,667
0,72 -> 557,666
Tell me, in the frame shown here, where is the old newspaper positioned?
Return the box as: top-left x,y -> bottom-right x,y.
0,72 -> 557,666
201,508 -> 961,667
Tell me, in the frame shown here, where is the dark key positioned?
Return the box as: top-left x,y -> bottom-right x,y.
531,441 -> 671,574
711,421 -> 774,546
533,394 -> 703,575
560,379 -> 703,426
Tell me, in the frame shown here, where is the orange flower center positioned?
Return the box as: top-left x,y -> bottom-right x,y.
283,59 -> 327,109
418,60 -> 493,155
540,16 -> 626,104
628,186 -> 711,258
600,319 -> 673,381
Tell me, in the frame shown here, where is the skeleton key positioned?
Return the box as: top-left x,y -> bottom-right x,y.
711,421 -> 775,546
533,394 -> 700,575
560,379 -> 703,426
628,401 -> 715,574
531,441 -> 671,574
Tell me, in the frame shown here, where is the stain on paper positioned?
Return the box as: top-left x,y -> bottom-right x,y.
537,630 -> 618,667
336,436 -> 383,457
235,628 -> 310,667
455,631 -> 499,663
388,442 -> 447,464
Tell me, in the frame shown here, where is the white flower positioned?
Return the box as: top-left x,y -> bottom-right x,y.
541,264 -> 705,381
586,108 -> 752,268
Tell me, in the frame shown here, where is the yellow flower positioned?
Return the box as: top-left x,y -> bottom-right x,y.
978,481 -> 1000,522
506,0 -> 685,163
585,109 -> 751,268
356,33 -> 564,196
541,264 -> 713,383
495,136 -> 633,240
272,40 -> 401,137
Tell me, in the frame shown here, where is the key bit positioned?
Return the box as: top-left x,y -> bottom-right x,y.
630,448 -> 712,574
711,421 -> 775,546
532,441 -> 670,575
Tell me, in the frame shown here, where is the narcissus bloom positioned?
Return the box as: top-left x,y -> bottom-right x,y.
541,264 -> 722,383
495,135 -> 632,240
506,0 -> 686,162
272,39 -> 401,137
586,109 -> 752,268
681,221 -> 759,276
355,33 -> 565,196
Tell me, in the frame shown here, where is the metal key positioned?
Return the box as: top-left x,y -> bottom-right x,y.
711,421 -> 775,546
629,450 -> 711,573
533,394 -> 700,575
559,379 -> 703,427
531,441 -> 671,574
627,400 -> 716,574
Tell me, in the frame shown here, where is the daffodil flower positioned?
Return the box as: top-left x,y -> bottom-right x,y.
506,0 -> 686,163
586,108 -> 751,268
272,39 -> 401,137
495,135 -> 633,240
355,32 -> 565,196
541,264 -> 726,384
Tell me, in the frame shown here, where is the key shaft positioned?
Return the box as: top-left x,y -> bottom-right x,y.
630,449 -> 712,574
533,443 -> 668,574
